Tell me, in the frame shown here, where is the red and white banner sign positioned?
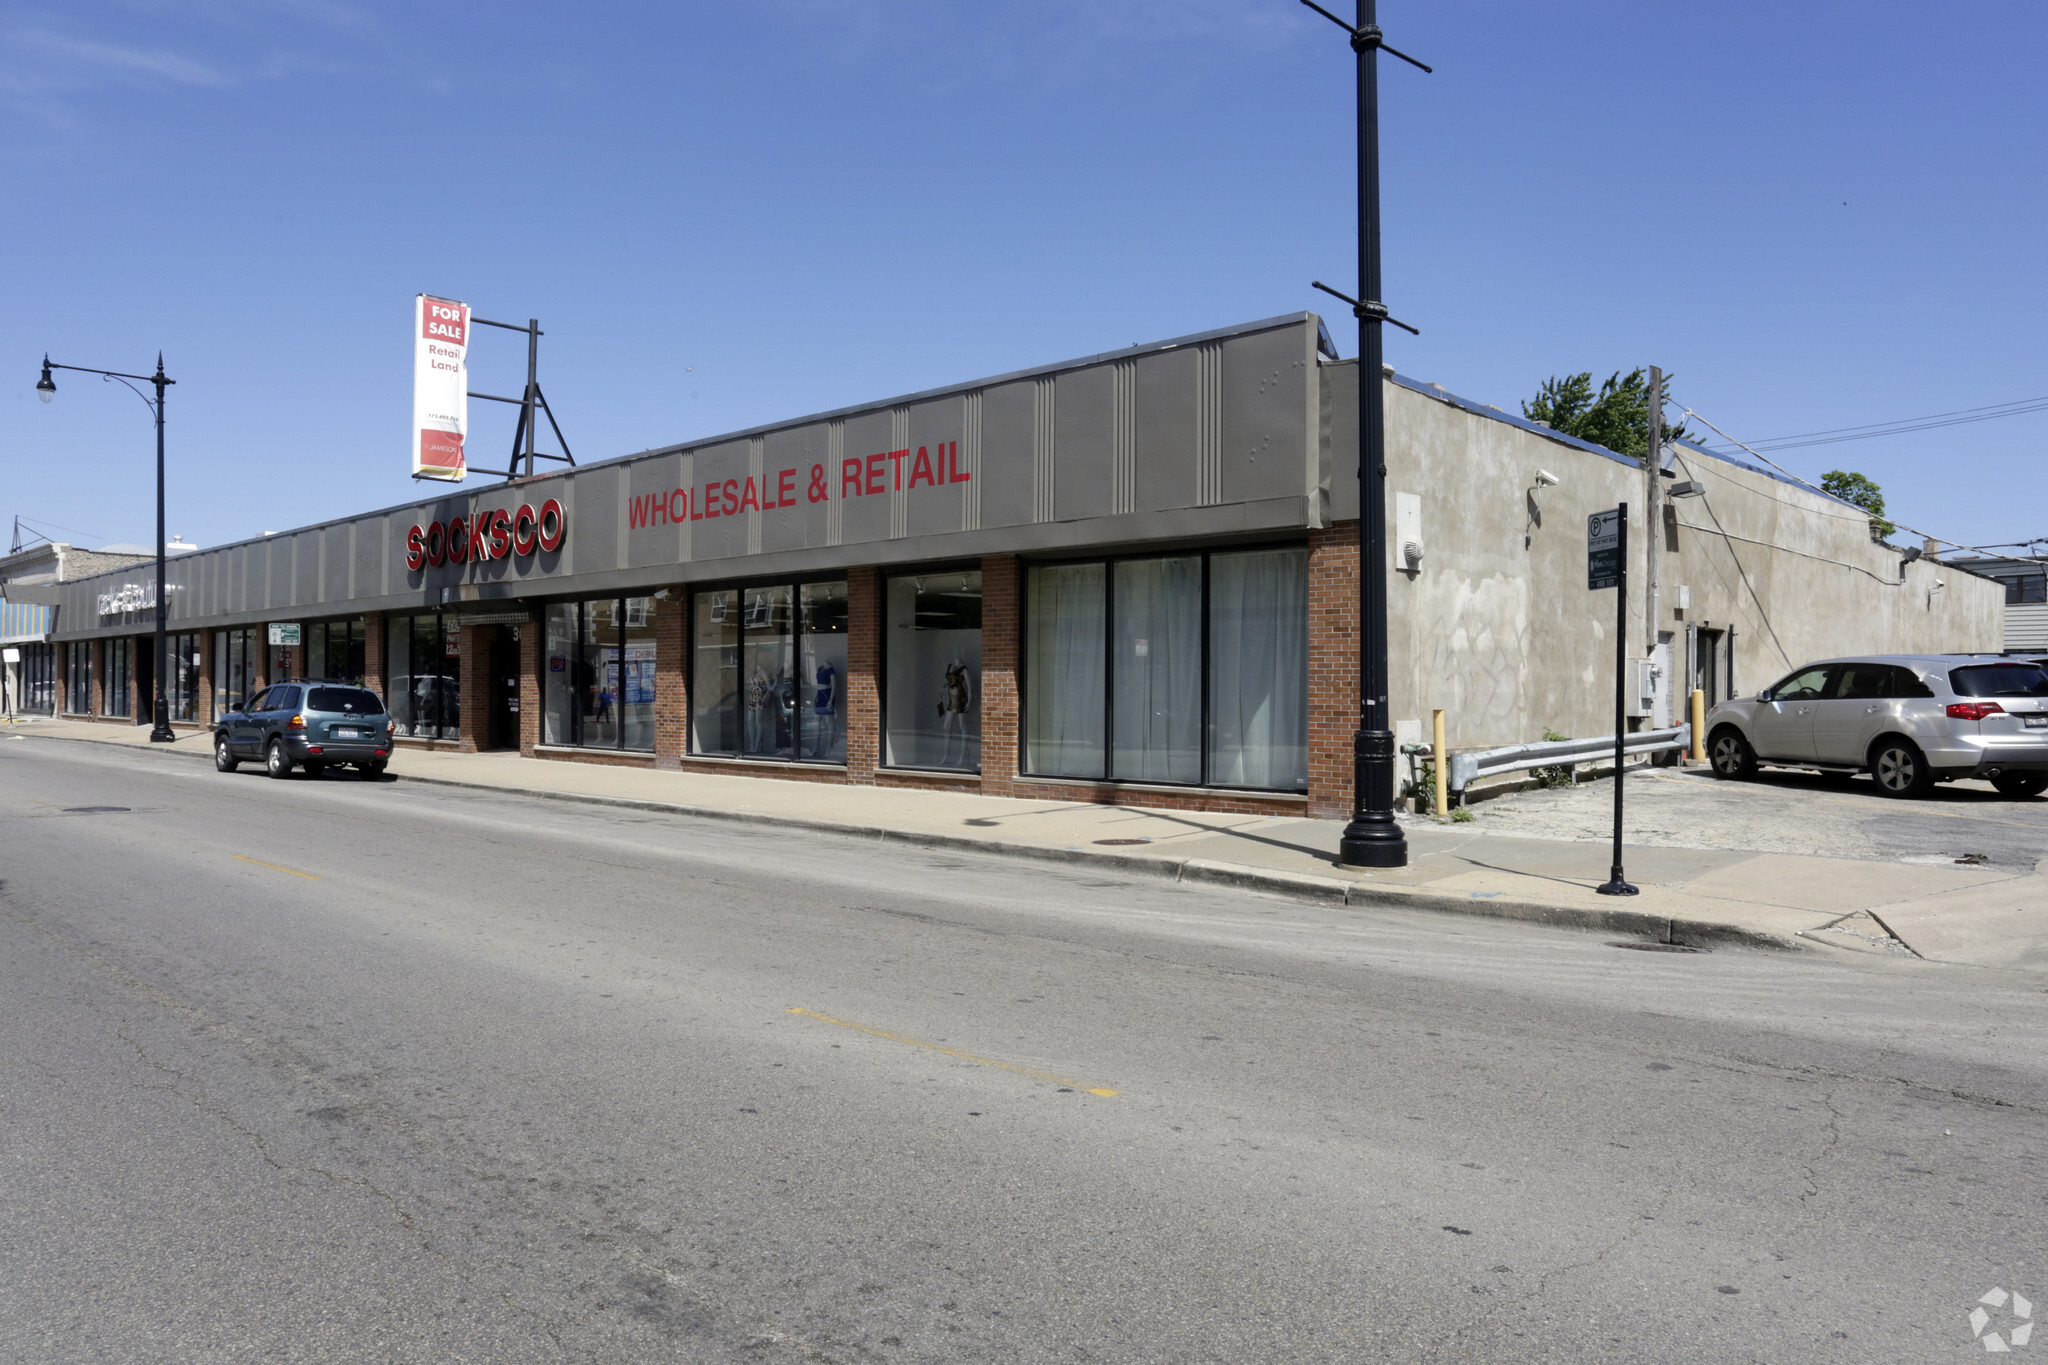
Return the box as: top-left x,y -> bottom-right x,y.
413,294 -> 469,481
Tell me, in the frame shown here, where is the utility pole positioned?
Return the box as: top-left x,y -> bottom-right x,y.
1643,366 -> 1664,725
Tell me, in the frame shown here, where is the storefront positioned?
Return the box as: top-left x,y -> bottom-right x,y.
31,313 -> 1379,815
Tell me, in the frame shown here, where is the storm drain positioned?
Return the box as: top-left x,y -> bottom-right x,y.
1610,941 -> 1704,953
1094,838 -> 1153,846
62,806 -> 132,814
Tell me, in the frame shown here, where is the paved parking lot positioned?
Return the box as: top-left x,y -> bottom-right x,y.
1464,763 -> 2048,874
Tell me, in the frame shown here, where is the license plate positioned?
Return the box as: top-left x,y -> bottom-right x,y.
2025,715 -> 2047,729
335,727 -> 362,738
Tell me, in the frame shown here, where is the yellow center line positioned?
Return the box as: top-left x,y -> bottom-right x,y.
787,1007 -> 1118,1096
233,855 -> 321,880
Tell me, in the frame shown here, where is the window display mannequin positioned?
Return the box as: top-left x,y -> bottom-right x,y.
937,657 -> 974,767
810,661 -> 839,758
745,665 -> 771,751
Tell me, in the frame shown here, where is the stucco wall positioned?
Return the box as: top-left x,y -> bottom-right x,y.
1322,359 -> 2003,751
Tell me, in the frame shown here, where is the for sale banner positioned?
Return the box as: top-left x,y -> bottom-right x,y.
413,295 -> 470,481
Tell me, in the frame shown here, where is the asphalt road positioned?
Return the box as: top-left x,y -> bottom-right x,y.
4,737 -> 2045,1363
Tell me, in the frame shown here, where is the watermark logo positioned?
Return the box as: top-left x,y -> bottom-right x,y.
1970,1287 -> 2033,1352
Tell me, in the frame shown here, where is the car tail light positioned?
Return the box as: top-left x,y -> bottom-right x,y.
306,745 -> 323,755
288,713 -> 306,729
374,748 -> 388,757
1947,701 -> 2003,721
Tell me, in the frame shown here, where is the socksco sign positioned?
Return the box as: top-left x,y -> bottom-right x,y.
405,497 -> 565,570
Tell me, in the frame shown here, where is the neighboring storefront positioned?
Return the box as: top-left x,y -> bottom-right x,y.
30,310 -> 2001,815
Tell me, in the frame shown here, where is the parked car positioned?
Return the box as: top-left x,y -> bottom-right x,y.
212,679 -> 393,779
1704,655 -> 2048,798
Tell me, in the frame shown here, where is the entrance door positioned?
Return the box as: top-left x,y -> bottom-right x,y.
487,627 -> 522,751
1696,629 -> 1723,707
134,642 -> 154,727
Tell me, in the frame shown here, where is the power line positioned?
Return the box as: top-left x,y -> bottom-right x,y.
1700,393 -> 2048,455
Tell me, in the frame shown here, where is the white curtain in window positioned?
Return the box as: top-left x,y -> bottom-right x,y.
1025,563 -> 1106,778
1112,556 -> 1202,782
1208,548 -> 1308,790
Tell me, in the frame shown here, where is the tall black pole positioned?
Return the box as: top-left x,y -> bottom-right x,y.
1597,504 -> 1636,895
150,354 -> 174,742
1339,0 -> 1407,867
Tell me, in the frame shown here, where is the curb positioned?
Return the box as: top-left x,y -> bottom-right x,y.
14,729 -> 1802,953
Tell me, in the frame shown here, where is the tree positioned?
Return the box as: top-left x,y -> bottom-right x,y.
1521,369 -> 1692,460
1819,470 -> 1894,541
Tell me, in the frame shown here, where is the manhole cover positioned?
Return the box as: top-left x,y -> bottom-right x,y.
1094,838 -> 1152,846
63,806 -> 132,814
1611,941 -> 1703,953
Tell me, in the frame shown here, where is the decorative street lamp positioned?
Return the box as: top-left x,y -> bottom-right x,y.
36,353 -> 179,743
1301,0 -> 1429,868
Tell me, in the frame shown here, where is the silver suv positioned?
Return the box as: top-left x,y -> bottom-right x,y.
1704,655 -> 2048,799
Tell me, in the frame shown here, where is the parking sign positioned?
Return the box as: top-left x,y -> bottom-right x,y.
1587,509 -> 1622,590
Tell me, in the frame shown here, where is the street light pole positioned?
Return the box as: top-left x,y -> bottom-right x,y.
36,353 -> 179,742
1302,0 -> 1429,867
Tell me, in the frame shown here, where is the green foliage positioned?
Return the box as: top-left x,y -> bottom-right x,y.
1534,727 -> 1576,789
1450,808 -> 1475,823
1820,469 -> 1895,540
1522,369 -> 1692,459
1406,755 -> 1444,814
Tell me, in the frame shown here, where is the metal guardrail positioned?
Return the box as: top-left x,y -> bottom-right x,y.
1444,725 -> 1690,795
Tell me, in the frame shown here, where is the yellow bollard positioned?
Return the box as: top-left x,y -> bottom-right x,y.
1432,709 -> 1449,814
1690,689 -> 1707,761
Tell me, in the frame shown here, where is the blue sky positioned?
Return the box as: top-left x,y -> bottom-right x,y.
4,0 -> 2042,557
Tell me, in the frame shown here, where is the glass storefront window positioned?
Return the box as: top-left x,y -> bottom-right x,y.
884,570 -> 980,771
1207,548 -> 1307,791
691,589 -> 737,754
1023,547 -> 1306,792
542,596 -> 659,751
386,613 -> 459,739
741,585 -> 793,758
17,642 -> 55,715
1025,562 -> 1106,778
800,582 -> 849,763
305,618 -> 366,684
170,631 -> 202,722
104,637 -> 131,717
690,580 -> 847,764
213,628 -> 256,717
64,641 -> 92,714
1111,556 -> 1201,784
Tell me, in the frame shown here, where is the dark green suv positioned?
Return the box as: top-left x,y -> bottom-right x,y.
212,679 -> 394,779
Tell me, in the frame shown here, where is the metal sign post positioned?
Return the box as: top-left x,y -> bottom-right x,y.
1588,505 -> 1637,896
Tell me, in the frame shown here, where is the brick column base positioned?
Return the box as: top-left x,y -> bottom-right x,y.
654,592 -> 686,768
1307,523 -> 1361,819
979,554 -> 1020,796
846,568 -> 879,783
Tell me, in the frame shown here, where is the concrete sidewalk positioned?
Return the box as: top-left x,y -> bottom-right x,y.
12,714 -> 2045,970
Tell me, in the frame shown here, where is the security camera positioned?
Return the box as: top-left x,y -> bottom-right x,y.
1534,470 -> 1560,487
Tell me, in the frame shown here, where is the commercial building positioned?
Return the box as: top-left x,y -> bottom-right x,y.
1,540 -> 166,718
25,313 -> 2002,814
1944,554 -> 2048,655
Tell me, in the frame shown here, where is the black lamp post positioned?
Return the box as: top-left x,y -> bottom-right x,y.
1302,0 -> 1429,868
37,353 -> 179,743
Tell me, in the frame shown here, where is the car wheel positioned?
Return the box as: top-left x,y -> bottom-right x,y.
362,762 -> 387,779
1869,738 -> 1933,799
266,739 -> 294,779
214,734 -> 240,773
1708,727 -> 1756,780
302,760 -> 326,779
1990,771 -> 2048,799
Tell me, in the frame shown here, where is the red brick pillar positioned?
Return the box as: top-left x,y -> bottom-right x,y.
1306,523 -> 1360,819
654,592 -> 687,768
363,612 -> 385,696
455,623 -> 492,753
845,567 -> 880,781
518,618 -> 541,756
88,639 -> 104,717
979,554 -> 1020,796
195,629 -> 214,725
55,643 -> 70,716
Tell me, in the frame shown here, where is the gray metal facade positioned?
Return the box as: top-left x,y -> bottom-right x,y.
44,315 -> 1326,641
